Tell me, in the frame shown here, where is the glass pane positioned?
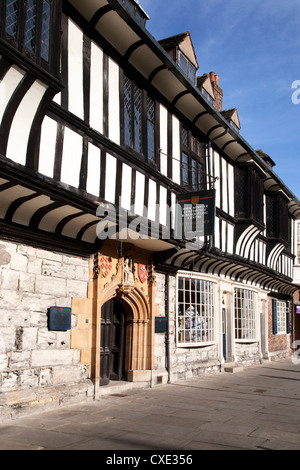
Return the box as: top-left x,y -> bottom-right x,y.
25,0 -> 37,52
188,63 -> 196,84
41,0 -> 51,61
182,153 -> 189,185
124,76 -> 132,147
6,0 -> 18,38
133,84 -> 142,152
147,97 -> 155,160
179,53 -> 187,74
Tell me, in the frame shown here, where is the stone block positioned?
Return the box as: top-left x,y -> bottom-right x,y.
10,253 -> 28,272
1,269 -> 19,290
71,328 -> 91,350
127,370 -> 151,382
10,351 -> 31,369
27,258 -> 42,274
21,293 -> 56,312
35,275 -> 66,297
36,249 -> 62,262
39,368 -> 53,387
31,349 -> 77,367
17,245 -> 37,257
66,279 -> 88,298
42,260 -> 77,279
0,353 -> 8,370
19,272 -> 36,292
0,290 -> 22,310
19,369 -> 39,388
0,326 -> 16,353
37,329 -> 57,349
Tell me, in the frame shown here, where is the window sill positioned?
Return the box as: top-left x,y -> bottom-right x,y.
176,341 -> 216,349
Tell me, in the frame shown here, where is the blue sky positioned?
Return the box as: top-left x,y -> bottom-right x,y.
140,0 -> 300,199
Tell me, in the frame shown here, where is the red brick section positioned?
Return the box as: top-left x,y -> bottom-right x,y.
210,72 -> 223,112
268,297 -> 292,353
294,290 -> 300,342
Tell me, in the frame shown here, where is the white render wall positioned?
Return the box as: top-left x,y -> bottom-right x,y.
0,240 -> 93,420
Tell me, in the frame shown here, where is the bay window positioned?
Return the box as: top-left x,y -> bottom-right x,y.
234,288 -> 257,341
177,274 -> 216,346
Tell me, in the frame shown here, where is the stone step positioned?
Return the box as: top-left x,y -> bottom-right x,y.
224,362 -> 244,373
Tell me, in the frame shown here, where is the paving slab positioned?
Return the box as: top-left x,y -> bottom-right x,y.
0,358 -> 299,453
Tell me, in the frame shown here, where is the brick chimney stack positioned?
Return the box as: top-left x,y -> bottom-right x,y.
209,71 -> 223,112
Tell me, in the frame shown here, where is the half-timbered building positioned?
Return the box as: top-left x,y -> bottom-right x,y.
0,0 -> 300,417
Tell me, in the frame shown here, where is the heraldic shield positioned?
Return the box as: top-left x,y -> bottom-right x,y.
138,264 -> 148,283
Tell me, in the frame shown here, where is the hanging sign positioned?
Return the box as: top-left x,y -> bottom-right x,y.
175,190 -> 216,239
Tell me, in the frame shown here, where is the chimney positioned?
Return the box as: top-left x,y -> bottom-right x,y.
209,71 -> 223,112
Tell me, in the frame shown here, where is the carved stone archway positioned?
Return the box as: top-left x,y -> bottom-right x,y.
92,245 -> 156,385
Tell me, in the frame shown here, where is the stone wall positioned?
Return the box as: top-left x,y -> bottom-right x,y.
0,240 -> 93,421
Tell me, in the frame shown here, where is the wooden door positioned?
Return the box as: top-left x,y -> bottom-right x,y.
100,298 -> 126,386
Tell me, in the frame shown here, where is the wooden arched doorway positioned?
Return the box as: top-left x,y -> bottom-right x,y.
100,298 -> 127,386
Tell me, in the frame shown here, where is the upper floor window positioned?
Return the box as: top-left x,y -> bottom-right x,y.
123,74 -> 156,162
181,127 -> 204,190
179,51 -> 196,85
235,164 -> 264,225
2,0 -> 57,73
266,193 -> 290,245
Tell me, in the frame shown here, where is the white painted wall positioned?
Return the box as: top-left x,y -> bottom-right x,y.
86,142 -> 101,196
172,116 -> 181,184
38,116 -> 58,178
7,80 -> 48,165
105,153 -> 117,204
90,41 -> 103,134
68,19 -> 84,119
108,58 -> 120,145
60,127 -> 82,188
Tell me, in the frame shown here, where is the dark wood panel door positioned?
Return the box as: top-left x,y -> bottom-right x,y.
100,298 -> 126,386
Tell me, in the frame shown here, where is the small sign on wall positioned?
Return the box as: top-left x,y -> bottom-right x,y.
155,317 -> 168,334
48,307 -> 71,331
296,306 -> 300,314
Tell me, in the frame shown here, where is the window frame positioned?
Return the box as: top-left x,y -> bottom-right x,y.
276,300 -> 287,334
234,287 -> 258,342
178,50 -> 196,85
176,272 -> 217,348
180,126 -> 204,191
122,73 -> 157,163
1,0 -> 60,77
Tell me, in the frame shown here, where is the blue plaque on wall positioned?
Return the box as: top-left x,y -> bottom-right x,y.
155,317 -> 168,334
48,307 -> 71,331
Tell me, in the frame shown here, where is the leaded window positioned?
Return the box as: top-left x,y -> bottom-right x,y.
177,274 -> 216,346
181,126 -> 204,190
2,0 -> 55,72
234,288 -> 257,341
25,0 -> 37,52
5,0 -> 18,38
123,74 -> 156,161
147,96 -> 155,160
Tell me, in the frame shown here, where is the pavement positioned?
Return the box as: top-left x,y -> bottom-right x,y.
0,358 -> 299,452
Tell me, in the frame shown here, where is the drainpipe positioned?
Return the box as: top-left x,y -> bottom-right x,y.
165,272 -> 171,384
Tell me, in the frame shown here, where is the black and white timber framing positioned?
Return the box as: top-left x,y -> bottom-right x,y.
0,0 -> 299,296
